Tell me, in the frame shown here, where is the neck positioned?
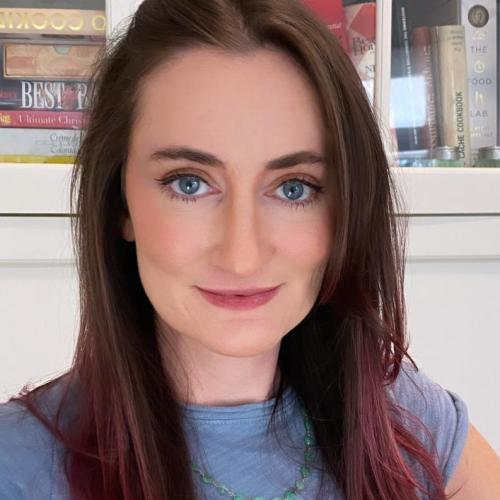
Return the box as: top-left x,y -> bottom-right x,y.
158,324 -> 283,407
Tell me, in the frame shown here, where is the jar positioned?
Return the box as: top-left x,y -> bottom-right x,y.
474,146 -> 500,168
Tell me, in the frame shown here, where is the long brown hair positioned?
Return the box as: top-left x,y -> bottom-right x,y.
10,0 -> 451,498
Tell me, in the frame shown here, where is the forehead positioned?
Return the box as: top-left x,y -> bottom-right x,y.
130,47 -> 325,164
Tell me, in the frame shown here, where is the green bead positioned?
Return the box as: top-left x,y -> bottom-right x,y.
232,495 -> 245,500
271,497 -> 282,500
217,485 -> 229,494
300,465 -> 311,478
295,479 -> 305,490
201,474 -> 213,484
284,492 -> 297,499
304,448 -> 315,461
304,434 -> 315,446
253,497 -> 265,500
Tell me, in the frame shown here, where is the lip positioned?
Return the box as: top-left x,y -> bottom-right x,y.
196,285 -> 281,310
197,286 -> 280,296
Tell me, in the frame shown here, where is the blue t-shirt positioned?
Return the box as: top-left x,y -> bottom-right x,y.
0,363 -> 469,499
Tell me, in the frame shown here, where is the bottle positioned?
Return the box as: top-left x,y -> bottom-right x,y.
430,146 -> 465,167
397,149 -> 431,167
474,146 -> 500,168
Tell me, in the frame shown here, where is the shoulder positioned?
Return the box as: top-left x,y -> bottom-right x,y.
0,377 -> 74,499
386,361 -> 469,487
0,398 -> 56,499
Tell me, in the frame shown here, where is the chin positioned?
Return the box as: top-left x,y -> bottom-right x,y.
206,332 -> 282,358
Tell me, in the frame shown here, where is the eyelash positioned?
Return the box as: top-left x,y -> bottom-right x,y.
155,172 -> 326,209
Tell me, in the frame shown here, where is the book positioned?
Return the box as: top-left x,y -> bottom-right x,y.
462,1 -> 497,153
0,127 -> 81,162
0,38 -> 99,112
344,2 -> 376,105
0,78 -> 88,111
0,154 -> 74,162
0,109 -> 86,128
432,25 -> 472,166
3,41 -> 103,79
391,0 -> 425,151
390,0 -> 497,156
300,0 -> 349,52
0,1 -> 104,8
0,8 -> 106,37
410,26 -> 439,150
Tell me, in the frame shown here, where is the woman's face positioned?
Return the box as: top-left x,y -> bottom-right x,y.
122,47 -> 331,358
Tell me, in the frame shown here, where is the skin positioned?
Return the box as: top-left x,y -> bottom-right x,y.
445,423 -> 500,498
122,46 -> 331,407
120,46 -> 500,494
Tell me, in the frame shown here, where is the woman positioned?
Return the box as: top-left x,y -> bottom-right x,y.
0,0 -> 499,498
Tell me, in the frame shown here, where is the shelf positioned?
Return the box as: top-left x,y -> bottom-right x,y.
1,163 -> 499,215
391,167 -> 500,215
0,216 -> 74,263
1,0 -> 499,216
0,163 -> 73,214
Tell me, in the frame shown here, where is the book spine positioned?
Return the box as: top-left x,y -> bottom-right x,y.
3,41 -> 103,80
0,80 -> 88,111
0,128 -> 80,156
433,25 -> 472,166
411,26 -> 439,150
0,8 -> 106,37
344,2 -> 376,104
0,109 -> 86,128
0,154 -> 75,163
300,0 -> 349,51
461,1 -> 497,153
391,1 -> 423,150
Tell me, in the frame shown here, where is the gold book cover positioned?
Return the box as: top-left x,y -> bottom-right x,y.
3,42 -> 103,79
0,154 -> 75,163
0,8 -> 106,37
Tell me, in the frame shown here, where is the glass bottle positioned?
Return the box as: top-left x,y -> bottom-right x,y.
474,146 -> 500,168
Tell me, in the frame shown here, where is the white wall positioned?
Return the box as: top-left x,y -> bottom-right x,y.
405,256 -> 500,454
0,215 -> 499,455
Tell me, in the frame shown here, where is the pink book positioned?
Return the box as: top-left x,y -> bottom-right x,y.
300,0 -> 349,52
344,2 -> 376,104
0,109 -> 86,129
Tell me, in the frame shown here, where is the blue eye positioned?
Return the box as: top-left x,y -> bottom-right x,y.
156,172 -> 325,209
157,173 -> 209,202
175,175 -> 206,196
281,180 -> 306,201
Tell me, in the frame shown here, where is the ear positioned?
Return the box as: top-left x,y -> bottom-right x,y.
121,215 -> 135,242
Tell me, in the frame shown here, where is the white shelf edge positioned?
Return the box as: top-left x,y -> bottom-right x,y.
1,163 -> 500,215
0,163 -> 74,214
391,167 -> 500,215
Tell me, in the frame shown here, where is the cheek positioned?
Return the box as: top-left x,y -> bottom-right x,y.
276,213 -> 331,270
128,182 -> 207,268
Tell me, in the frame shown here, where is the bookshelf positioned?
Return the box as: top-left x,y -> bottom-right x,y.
0,0 -> 136,215
0,0 -> 499,215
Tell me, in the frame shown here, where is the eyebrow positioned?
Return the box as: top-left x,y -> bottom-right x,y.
149,146 -> 325,170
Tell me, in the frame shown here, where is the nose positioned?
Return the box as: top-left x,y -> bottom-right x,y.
215,193 -> 269,277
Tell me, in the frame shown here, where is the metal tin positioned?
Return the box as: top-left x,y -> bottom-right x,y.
477,146 -> 500,160
433,146 -> 460,161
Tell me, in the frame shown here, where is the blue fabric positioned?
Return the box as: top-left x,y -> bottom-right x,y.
0,363 -> 469,499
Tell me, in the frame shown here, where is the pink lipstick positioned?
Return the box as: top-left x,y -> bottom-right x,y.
196,285 -> 281,310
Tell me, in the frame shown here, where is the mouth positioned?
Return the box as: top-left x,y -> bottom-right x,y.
196,285 -> 281,296
195,285 -> 281,309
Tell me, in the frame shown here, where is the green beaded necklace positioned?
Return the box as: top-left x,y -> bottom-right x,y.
189,396 -> 316,500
